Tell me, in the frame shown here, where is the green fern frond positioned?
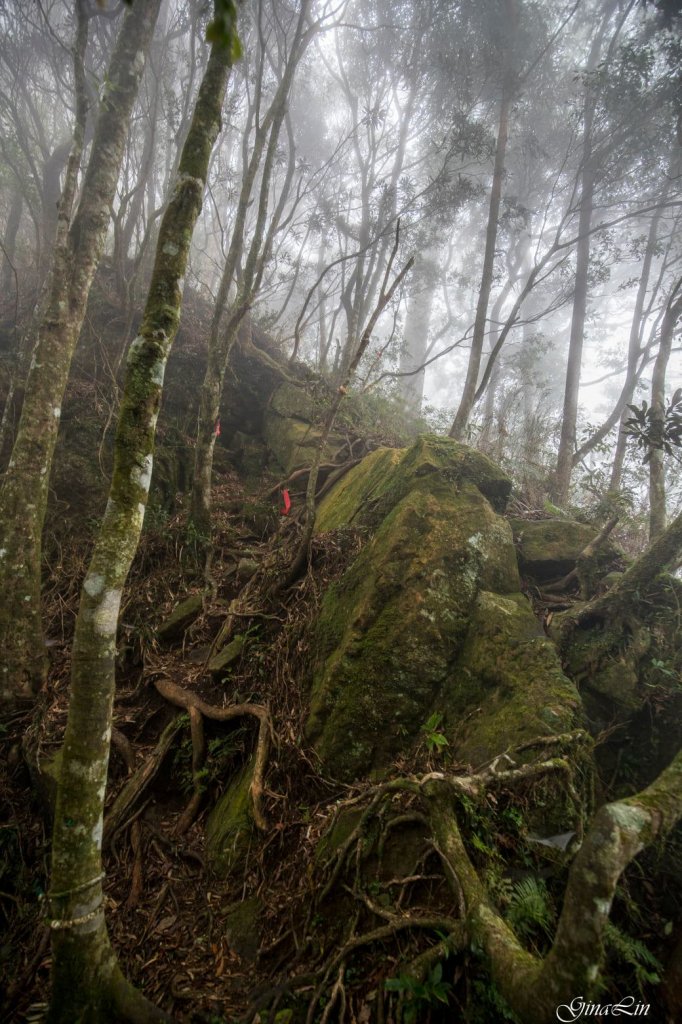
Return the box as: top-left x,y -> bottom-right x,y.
506,876 -> 555,940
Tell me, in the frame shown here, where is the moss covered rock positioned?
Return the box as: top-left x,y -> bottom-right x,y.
306,437 -> 563,781
510,518 -> 598,581
262,379 -> 345,473
206,761 -> 255,876
208,635 -> 245,678
446,591 -> 583,765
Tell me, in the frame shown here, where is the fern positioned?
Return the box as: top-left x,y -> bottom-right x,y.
506,876 -> 555,942
604,922 -> 662,997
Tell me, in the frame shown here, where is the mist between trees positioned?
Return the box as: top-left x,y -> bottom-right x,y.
1,1 -> 682,1023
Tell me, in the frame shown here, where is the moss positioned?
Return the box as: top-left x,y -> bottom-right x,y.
223,896 -> 262,962
445,591 -> 584,767
156,592 -> 203,644
316,435 -> 512,535
205,760 -> 254,877
510,518 -> 600,581
315,447 -> 403,533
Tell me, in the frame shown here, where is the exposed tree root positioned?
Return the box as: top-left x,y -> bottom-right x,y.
422,746 -> 682,1023
283,734 -> 681,1024
152,676 -> 272,831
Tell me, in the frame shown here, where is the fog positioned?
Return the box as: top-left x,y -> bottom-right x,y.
1,0 -> 681,512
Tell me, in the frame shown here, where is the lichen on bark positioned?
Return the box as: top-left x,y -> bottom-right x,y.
0,0 -> 163,705
48,20 -> 234,1022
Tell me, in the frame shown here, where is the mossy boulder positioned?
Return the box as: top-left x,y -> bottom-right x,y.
445,591 -> 584,765
507,520 -> 618,585
305,436 -> 588,783
206,761 -> 255,876
262,379 -> 345,473
263,410 -> 337,474
208,635 -> 245,678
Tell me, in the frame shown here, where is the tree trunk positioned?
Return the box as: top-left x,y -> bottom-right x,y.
553,3 -> 620,504
648,288 -> 682,540
1,186 -> 22,299
398,253 -> 435,416
0,0 -> 162,705
48,24 -> 233,1023
552,137 -> 596,502
449,4 -> 515,440
191,0 -> 311,534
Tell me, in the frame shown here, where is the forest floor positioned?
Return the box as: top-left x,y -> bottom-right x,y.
1,463 -> 383,1023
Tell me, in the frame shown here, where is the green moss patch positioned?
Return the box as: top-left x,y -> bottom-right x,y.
446,591 -> 584,766
206,760 -> 254,877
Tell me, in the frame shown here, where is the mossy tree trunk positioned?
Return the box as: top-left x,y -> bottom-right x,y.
648,284 -> 682,540
426,745 -> 682,1023
0,0 -> 162,705
48,20 -> 235,1024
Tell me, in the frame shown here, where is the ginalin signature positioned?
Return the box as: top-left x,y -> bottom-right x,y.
556,996 -> 650,1021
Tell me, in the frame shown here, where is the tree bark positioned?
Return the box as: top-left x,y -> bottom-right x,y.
48,22 -> 234,1023
1,186 -> 23,299
648,286 -> 682,540
0,0 -> 161,705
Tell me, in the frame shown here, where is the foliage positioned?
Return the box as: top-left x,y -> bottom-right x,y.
624,390 -> 682,463
384,962 -> 452,1023
505,876 -> 555,944
421,711 -> 449,755
468,979 -> 521,1023
603,921 -> 662,998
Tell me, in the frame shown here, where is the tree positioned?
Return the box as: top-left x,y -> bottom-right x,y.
0,0 -> 162,705
47,5 -> 237,1020
449,0 -> 518,440
191,0 -> 315,534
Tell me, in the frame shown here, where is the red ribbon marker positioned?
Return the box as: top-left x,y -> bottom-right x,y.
280,489 -> 291,515
214,418 -> 221,438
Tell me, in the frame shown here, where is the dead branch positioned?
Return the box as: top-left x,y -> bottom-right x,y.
103,715 -> 184,848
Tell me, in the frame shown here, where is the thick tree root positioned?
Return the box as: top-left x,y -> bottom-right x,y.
289,737 -> 681,1024
153,676 -> 272,830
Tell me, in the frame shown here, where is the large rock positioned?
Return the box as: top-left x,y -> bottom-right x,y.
306,436 -> 583,781
510,517 -> 598,582
263,381 -> 343,473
